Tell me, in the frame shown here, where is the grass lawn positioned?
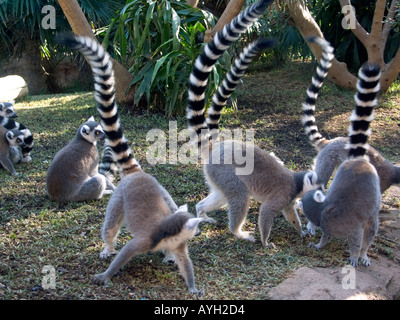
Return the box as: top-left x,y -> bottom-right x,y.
0,62 -> 399,300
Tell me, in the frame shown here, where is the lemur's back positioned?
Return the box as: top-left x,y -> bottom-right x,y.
320,159 -> 380,237
109,171 -> 172,236
46,135 -> 98,197
206,141 -> 294,202
315,136 -> 395,191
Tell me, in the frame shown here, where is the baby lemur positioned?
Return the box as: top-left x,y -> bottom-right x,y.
300,63 -> 381,267
46,116 -> 115,202
186,0 -> 321,248
57,33 -> 213,295
302,37 -> 400,192
0,126 -> 27,175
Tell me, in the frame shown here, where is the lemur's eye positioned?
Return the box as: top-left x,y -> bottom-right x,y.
16,138 -> 22,143
95,130 -> 100,135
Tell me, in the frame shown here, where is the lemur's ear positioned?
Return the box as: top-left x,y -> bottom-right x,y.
303,171 -> 320,193
184,218 -> 204,230
6,131 -> 14,140
313,190 -> 326,203
87,116 -> 95,122
175,204 -> 188,214
81,125 -> 90,135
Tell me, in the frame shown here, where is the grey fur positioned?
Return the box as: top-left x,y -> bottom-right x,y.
0,126 -> 26,175
94,171 -> 210,295
46,117 -> 115,202
314,137 -> 400,192
0,101 -> 34,163
301,38 -> 399,192
197,141 -> 320,247
57,33 -> 210,295
300,160 -> 380,267
300,63 -> 382,267
184,4 -> 320,247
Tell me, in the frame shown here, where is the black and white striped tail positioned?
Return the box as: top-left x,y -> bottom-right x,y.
56,33 -> 141,176
99,145 -> 118,180
302,37 -> 335,147
207,38 -> 277,140
187,0 -> 273,148
347,63 -> 381,159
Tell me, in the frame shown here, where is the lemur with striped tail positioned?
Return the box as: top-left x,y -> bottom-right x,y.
187,0 -> 321,248
46,116 -> 116,202
57,33 -> 212,296
302,37 -> 400,192
299,63 -> 381,267
0,101 -> 34,163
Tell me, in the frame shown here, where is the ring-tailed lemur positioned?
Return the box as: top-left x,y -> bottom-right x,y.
57,33 -> 212,296
46,116 -> 116,202
206,38 -> 278,141
302,37 -> 400,192
186,0 -> 321,248
98,145 -> 118,181
299,63 -> 381,267
0,101 -> 34,163
0,126 -> 27,175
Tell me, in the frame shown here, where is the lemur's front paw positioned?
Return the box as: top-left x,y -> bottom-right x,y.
99,247 -> 117,259
93,273 -> 110,285
308,242 -> 321,249
189,287 -> 204,298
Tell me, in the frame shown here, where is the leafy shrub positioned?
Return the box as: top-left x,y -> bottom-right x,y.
107,0 -> 232,116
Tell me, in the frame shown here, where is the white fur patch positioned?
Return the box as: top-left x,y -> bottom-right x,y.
303,171 -> 320,194
313,190 -> 326,203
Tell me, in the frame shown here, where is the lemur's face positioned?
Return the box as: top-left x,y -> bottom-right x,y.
6,129 -> 26,147
80,118 -> 106,144
0,102 -> 17,118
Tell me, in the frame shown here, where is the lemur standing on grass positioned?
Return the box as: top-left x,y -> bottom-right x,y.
186,0 -> 321,248
299,63 -> 382,267
302,37 -> 400,192
56,32 -> 215,296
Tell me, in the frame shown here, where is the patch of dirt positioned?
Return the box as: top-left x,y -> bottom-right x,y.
267,186 -> 400,300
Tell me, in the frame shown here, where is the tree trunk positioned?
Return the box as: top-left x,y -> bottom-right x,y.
204,0 -> 247,43
285,0 -> 357,90
339,0 -> 400,91
57,0 -> 135,105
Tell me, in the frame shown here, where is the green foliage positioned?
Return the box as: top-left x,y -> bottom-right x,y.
0,0 -> 123,60
106,0 -> 231,116
311,0 -> 400,72
258,6 -> 311,64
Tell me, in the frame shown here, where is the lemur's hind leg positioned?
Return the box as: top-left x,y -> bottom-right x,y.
94,238 -> 148,285
360,217 -> 378,266
347,228 -> 363,267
